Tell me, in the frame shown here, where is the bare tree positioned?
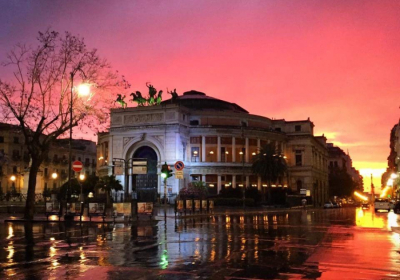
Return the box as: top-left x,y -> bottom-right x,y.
0,30 -> 126,220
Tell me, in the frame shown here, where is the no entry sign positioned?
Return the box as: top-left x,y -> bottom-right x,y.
72,161 -> 83,172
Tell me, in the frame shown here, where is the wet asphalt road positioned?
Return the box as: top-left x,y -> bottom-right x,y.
1,207 -> 400,279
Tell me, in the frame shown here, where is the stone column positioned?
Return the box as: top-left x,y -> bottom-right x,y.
232,175 -> 236,188
217,136 -> 221,162
246,175 -> 250,188
257,139 -> 261,151
257,176 -> 262,191
217,175 -> 222,194
201,136 -> 206,162
232,137 -> 236,163
245,138 -> 249,163
128,168 -> 132,195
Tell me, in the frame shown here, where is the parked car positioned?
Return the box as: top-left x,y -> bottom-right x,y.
361,202 -> 370,209
374,198 -> 391,212
324,201 -> 333,209
332,202 -> 342,208
393,201 -> 400,214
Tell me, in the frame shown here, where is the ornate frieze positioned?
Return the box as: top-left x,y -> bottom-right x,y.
166,111 -> 176,120
111,115 -> 123,125
123,113 -> 164,125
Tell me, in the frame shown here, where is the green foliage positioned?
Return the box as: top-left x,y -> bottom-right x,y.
179,181 -> 208,199
252,143 -> 287,182
95,175 -> 123,192
329,169 -> 356,197
42,186 -> 51,198
214,197 -> 255,207
59,174 -> 99,199
218,187 -> 262,206
252,143 -> 287,204
219,186 -> 242,198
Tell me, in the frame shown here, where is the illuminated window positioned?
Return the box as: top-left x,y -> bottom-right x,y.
191,147 -> 200,162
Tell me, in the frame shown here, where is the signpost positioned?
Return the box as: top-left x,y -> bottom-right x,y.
72,161 -> 83,172
175,170 -> 184,179
175,161 -> 184,179
132,160 -> 147,174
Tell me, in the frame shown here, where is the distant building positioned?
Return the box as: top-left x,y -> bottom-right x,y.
327,143 -> 363,194
382,123 -> 400,189
0,123 -> 97,195
97,90 -> 329,206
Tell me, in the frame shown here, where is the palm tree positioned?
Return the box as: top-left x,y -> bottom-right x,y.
96,175 -> 123,205
252,143 -> 287,204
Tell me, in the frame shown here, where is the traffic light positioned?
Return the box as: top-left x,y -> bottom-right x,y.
161,162 -> 173,179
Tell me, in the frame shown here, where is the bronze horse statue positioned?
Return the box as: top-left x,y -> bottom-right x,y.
130,91 -> 147,106
115,94 -> 127,108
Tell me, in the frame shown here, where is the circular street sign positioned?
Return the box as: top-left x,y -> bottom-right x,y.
72,160 -> 83,172
174,161 -> 184,171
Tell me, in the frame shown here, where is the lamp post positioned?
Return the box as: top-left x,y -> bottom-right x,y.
79,173 -> 85,203
66,72 -> 90,219
10,175 -> 16,195
241,125 -> 246,209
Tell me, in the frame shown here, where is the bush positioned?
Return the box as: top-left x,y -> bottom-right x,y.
218,187 -> 262,206
214,197 -> 255,207
179,181 -> 208,199
219,187 -> 242,198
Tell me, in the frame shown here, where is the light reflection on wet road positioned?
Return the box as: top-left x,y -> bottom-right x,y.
1,207 -> 400,279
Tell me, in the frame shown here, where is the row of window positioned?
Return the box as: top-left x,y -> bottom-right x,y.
0,136 -> 20,144
188,121 -> 303,132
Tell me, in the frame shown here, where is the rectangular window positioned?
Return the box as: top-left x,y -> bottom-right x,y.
221,147 -> 226,162
221,137 -> 232,145
295,150 -> 302,166
12,150 -> 20,157
205,136 -> 217,144
275,127 -> 281,132
190,120 -> 199,126
13,166 -> 17,173
44,168 -> 48,176
13,137 -> 19,144
0,136 -> 4,143
191,147 -> 200,162
295,125 -> 301,132
190,137 -> 201,144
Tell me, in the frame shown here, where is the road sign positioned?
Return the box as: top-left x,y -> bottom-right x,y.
175,170 -> 183,179
132,166 -> 147,174
114,166 -> 124,175
72,161 -> 83,172
175,161 -> 184,171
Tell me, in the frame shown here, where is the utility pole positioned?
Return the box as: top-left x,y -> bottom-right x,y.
371,173 -> 375,203
242,126 -> 245,209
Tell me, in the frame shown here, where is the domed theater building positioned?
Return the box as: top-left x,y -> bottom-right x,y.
97,90 -> 328,206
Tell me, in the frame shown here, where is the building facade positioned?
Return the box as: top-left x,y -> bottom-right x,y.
97,91 -> 329,205
327,143 -> 363,195
0,123 -> 97,195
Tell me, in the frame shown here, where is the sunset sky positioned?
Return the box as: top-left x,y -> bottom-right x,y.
1,0 -> 399,192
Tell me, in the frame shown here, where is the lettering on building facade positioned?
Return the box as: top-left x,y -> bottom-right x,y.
123,113 -> 164,125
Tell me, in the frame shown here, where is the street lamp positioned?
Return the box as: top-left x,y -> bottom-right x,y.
10,175 -> 16,182
66,73 -> 91,220
51,172 -> 58,180
79,173 -> 85,203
